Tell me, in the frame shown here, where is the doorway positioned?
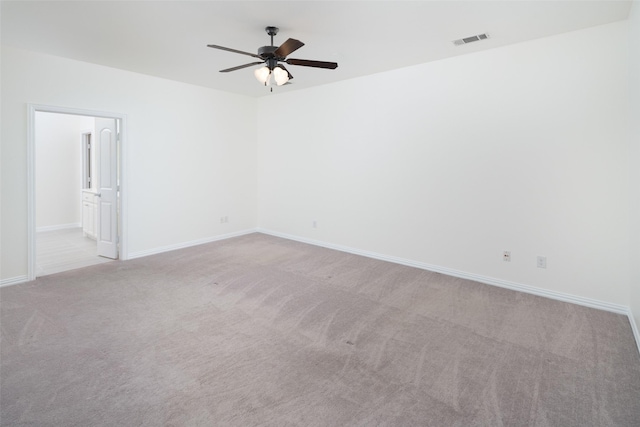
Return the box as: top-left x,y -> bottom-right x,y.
27,105 -> 128,280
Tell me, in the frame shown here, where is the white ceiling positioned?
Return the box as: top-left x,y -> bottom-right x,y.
1,1 -> 632,98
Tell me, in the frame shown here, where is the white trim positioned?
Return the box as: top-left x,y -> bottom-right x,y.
257,228 -> 630,315
36,223 -> 81,233
27,105 -> 36,281
119,114 -> 129,261
27,104 -> 130,282
0,276 -> 30,288
128,229 -> 258,260
629,311 -> 640,356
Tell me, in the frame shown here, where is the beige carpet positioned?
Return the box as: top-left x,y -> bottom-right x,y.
1,233 -> 639,426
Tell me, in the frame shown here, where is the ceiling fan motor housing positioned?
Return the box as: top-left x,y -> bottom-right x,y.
258,45 -> 278,58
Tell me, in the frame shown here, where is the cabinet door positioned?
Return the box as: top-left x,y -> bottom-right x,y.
82,201 -> 93,237
82,197 -> 97,239
89,203 -> 98,239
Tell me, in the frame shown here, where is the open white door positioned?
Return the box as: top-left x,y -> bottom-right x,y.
95,118 -> 118,259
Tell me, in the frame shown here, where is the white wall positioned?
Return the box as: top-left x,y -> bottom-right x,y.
257,21 -> 631,306
1,46 -> 257,280
629,0 -> 640,337
35,112 -> 94,229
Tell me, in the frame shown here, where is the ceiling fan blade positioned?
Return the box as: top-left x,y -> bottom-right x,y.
274,38 -> 304,58
286,58 -> 338,69
219,62 -> 264,73
207,44 -> 263,59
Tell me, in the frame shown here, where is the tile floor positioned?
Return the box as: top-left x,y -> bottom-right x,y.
36,227 -> 113,277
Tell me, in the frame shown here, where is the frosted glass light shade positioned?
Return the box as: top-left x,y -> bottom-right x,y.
254,66 -> 271,85
273,66 -> 289,86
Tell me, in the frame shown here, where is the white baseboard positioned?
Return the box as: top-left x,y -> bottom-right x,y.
128,228 -> 258,260
0,275 -> 30,288
36,223 -> 81,233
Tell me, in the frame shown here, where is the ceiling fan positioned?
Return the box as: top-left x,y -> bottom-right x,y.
207,26 -> 338,88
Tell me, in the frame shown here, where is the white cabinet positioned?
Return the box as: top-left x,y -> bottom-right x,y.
82,190 -> 98,239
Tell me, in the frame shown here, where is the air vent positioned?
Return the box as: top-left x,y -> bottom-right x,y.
453,33 -> 489,46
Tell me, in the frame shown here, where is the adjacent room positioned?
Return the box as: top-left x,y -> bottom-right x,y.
34,111 -> 119,276
2,1 -> 640,425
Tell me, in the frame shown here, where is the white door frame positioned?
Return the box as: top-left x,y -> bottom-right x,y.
27,104 -> 129,281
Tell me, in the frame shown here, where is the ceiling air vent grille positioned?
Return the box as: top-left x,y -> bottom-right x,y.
453,33 -> 489,46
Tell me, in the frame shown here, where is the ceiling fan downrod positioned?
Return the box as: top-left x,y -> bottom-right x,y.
265,26 -> 278,47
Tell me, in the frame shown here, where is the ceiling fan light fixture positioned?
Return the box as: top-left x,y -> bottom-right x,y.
254,66 -> 271,85
273,65 -> 289,86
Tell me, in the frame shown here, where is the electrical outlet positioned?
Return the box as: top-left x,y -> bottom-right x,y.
503,251 -> 511,262
220,216 -> 229,224
312,220 -> 317,228
537,256 -> 547,269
